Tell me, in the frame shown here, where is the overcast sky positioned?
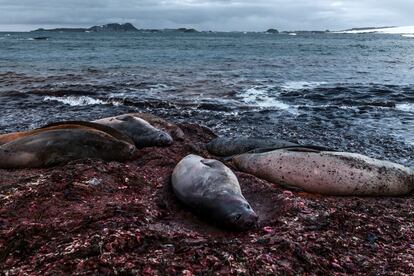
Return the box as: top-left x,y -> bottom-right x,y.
0,0 -> 413,32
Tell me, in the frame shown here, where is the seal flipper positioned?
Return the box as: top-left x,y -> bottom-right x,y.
116,115 -> 137,122
201,159 -> 226,169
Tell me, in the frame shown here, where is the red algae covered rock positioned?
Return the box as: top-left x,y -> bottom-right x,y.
0,123 -> 413,275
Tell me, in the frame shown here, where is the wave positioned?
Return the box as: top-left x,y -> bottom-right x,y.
281,81 -> 327,91
396,103 -> 414,112
43,96 -> 122,107
242,86 -> 297,113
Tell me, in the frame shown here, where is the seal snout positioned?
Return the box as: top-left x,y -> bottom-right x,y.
238,210 -> 259,229
125,143 -> 137,158
232,204 -> 259,230
156,131 -> 173,146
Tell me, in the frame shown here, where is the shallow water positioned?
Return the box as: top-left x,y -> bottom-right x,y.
0,31 -> 413,166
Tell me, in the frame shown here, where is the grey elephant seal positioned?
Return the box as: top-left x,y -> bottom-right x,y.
129,112 -> 185,141
233,148 -> 414,196
93,114 -> 173,148
172,154 -> 258,230
0,125 -> 137,169
206,136 -> 299,157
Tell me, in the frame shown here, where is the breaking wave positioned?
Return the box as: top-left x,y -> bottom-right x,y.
43,96 -> 122,107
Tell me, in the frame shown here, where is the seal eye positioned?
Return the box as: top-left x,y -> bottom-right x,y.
234,214 -> 242,221
245,204 -> 251,209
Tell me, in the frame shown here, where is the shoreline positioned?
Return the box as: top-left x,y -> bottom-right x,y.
1,121 -> 413,274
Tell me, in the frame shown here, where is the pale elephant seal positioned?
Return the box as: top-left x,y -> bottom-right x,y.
233,148 -> 414,196
206,136 -> 300,157
0,126 -> 137,169
172,154 -> 258,230
93,114 -> 173,148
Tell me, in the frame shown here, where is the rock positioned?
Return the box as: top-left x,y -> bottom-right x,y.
266,29 -> 279,34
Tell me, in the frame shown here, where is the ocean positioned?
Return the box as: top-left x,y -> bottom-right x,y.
0,31 -> 413,167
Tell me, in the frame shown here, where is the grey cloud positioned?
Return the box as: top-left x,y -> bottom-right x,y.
0,0 -> 413,31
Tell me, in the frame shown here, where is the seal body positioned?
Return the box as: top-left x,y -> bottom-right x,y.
0,127 -> 137,169
128,112 -> 185,141
172,154 -> 258,230
0,121 -> 135,146
206,136 -> 298,157
93,114 -> 173,148
233,148 -> 414,196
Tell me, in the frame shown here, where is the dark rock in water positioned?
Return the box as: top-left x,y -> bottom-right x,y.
266,28 -> 279,34
89,23 -> 138,32
33,37 -> 50,40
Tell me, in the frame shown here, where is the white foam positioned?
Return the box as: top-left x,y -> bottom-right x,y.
43,96 -> 121,106
402,34 -> 414,38
396,103 -> 414,112
242,86 -> 297,113
281,81 -> 326,91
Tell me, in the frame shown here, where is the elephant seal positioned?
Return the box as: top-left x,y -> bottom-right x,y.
128,113 -> 185,141
0,127 -> 137,169
93,114 -> 173,148
172,154 -> 258,230
206,136 -> 299,157
0,121 -> 135,146
233,148 -> 414,196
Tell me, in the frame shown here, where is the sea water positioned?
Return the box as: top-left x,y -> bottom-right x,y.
0,31 -> 413,166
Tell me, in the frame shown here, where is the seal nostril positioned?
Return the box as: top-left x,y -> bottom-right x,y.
234,214 -> 242,221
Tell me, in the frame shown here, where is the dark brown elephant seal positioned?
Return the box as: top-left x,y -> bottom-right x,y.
93,114 -> 173,148
233,148 -> 414,196
0,125 -> 137,169
0,121 -> 134,146
206,136 -> 299,157
172,154 -> 258,230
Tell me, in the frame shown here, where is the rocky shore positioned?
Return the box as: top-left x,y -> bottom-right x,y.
0,121 -> 413,275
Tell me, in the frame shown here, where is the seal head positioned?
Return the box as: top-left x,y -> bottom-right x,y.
203,194 -> 258,230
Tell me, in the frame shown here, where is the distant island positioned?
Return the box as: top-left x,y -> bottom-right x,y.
32,23 -> 138,32
342,26 -> 395,32
31,23 -> 200,33
29,23 -> 412,35
265,28 -> 329,34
